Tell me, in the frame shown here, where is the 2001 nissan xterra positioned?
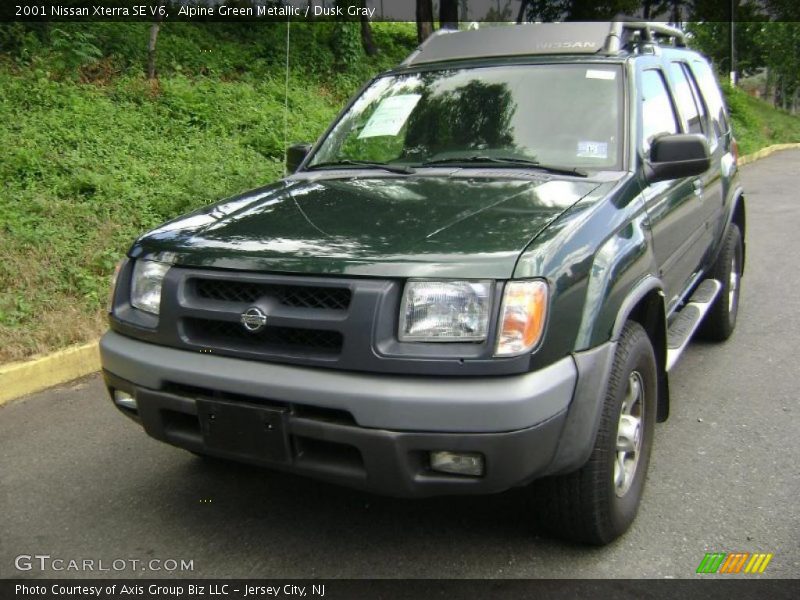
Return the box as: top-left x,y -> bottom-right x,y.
102,21 -> 746,545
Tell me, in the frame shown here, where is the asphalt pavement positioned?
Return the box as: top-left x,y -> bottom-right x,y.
1,151 -> 798,579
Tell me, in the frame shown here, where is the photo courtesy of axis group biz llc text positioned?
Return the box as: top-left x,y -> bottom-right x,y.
15,584 -> 327,597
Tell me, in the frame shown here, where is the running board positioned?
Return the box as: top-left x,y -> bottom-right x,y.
665,279 -> 722,372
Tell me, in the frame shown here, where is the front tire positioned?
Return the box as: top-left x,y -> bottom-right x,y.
530,322 -> 657,545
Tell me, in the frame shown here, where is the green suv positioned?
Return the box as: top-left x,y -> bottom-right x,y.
102,21 -> 745,544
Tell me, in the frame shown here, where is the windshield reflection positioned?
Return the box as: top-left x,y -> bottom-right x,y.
310,64 -> 622,171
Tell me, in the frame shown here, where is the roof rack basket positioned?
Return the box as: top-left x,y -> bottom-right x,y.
401,20 -> 689,66
604,20 -> 687,52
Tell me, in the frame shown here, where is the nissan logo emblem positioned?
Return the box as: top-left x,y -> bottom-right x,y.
240,307 -> 267,333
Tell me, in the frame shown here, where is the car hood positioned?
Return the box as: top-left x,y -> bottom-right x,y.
132,174 -> 601,279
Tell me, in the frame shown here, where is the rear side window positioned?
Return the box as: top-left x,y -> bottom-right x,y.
668,62 -> 707,136
690,59 -> 730,139
640,69 -> 678,154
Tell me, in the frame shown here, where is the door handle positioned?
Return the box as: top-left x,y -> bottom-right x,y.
692,179 -> 704,197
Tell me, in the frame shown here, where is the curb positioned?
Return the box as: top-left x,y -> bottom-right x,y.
738,142 -> 800,166
1,143 -> 799,406
0,341 -> 100,406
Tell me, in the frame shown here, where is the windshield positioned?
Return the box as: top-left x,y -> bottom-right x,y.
308,64 -> 623,171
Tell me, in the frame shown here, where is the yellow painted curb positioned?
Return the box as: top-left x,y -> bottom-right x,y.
738,142 -> 800,166
0,341 -> 100,405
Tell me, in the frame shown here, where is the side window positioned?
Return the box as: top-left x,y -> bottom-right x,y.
640,69 -> 679,154
668,62 -> 707,136
683,64 -> 717,148
691,59 -> 730,139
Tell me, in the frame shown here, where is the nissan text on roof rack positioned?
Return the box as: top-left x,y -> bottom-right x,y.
102,20 -> 745,545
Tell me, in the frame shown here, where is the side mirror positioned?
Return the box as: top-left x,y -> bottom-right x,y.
644,134 -> 711,184
286,143 -> 312,174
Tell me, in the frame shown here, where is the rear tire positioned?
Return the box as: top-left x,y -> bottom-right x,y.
699,224 -> 742,341
530,322 -> 657,545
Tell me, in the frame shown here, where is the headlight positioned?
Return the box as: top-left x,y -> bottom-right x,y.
130,260 -> 170,315
399,280 -> 492,342
495,280 -> 549,356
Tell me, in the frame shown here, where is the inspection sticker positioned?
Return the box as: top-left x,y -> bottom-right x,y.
358,94 -> 421,138
586,69 -> 617,80
577,141 -> 608,159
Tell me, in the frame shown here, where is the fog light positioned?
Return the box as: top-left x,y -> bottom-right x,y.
430,451 -> 485,476
113,390 -> 137,410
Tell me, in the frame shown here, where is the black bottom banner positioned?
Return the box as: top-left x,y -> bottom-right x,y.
2,579 -> 798,600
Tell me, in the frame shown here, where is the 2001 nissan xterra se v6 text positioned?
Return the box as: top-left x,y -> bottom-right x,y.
101,21 -> 746,545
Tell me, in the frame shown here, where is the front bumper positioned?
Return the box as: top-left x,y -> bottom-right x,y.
100,331 -> 614,497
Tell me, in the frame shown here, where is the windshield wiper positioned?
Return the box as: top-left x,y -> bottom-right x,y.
305,160 -> 416,175
420,156 -> 587,177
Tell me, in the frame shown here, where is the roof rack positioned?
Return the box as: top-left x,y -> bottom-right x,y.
402,20 -> 689,67
604,20 -> 687,52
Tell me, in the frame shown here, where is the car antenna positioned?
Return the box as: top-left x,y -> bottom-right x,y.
283,17 -> 291,176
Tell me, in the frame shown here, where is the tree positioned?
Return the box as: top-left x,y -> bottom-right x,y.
404,78 -> 518,154
359,0 -> 377,56
147,21 -> 161,80
331,21 -> 362,68
764,0 -> 800,21
690,0 -> 800,111
686,19 -> 767,78
416,0 -> 435,43
764,0 -> 800,110
147,2 -> 165,80
440,0 -> 459,30
485,1 -> 514,22
762,22 -> 800,110
517,0 -> 640,22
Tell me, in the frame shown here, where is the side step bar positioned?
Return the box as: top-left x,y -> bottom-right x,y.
666,279 -> 722,372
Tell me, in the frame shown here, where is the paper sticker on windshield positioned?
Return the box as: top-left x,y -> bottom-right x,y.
586,69 -> 617,80
577,141 -> 608,159
358,94 -> 421,138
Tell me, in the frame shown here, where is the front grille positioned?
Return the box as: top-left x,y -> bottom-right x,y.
114,266 -> 520,374
194,278 -> 351,310
185,318 -> 343,356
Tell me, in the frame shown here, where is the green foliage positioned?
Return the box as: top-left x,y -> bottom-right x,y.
688,19 -> 800,111
331,21 -> 362,69
49,27 -> 103,78
722,83 -> 800,154
0,21 -> 416,89
404,80 -> 516,156
760,22 -> 800,109
0,23 -> 44,63
0,70 -> 288,348
521,0 -> 640,21
686,19 -> 768,78
0,22 -> 416,360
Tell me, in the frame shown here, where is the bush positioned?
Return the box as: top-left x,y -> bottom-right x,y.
722,83 -> 800,154
0,22 -> 415,360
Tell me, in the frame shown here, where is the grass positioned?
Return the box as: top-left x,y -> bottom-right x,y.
0,72 -> 316,360
0,22 -> 415,361
0,24 -> 798,362
722,84 -> 800,155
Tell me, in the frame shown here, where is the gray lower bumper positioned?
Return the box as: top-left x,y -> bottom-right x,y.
99,331 -> 615,496
100,331 -> 577,433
